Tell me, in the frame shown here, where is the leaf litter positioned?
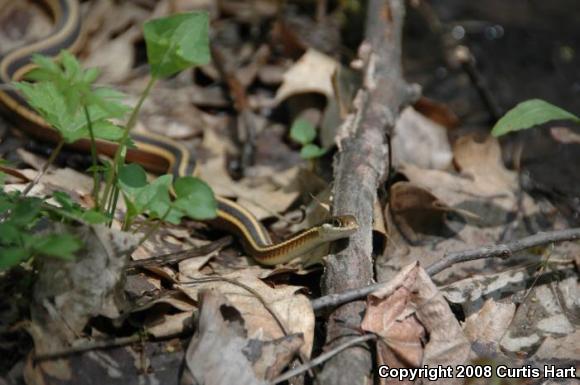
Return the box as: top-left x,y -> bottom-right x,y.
0,0 -> 578,383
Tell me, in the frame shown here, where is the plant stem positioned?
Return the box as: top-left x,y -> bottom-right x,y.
136,207 -> 171,247
22,139 -> 65,196
107,181 -> 121,226
83,106 -> 100,210
101,76 -> 157,213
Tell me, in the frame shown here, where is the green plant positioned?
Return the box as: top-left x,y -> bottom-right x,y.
0,192 -> 82,269
492,99 -> 580,137
289,118 -> 328,159
1,12 -> 216,270
100,12 -> 211,218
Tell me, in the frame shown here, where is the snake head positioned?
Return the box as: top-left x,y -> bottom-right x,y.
320,215 -> 359,241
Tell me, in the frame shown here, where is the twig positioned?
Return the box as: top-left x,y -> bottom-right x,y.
32,325 -> 192,362
425,227 -> 580,277
127,236 -> 232,269
270,334 -> 377,385
211,43 -> 257,175
21,138 -> 65,196
312,281 -> 386,311
311,227 -> 580,311
454,45 -> 503,121
319,1 -> 415,384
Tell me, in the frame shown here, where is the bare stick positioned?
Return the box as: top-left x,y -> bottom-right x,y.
425,227 -> 580,276
318,1 -> 416,384
127,236 -> 232,268
270,334 -> 377,385
22,138 -> 65,196
311,227 -> 580,311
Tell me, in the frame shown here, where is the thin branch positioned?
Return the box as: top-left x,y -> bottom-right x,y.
127,236 -> 232,269
270,334 -> 377,385
211,43 -> 257,174
22,138 -> 65,196
33,327 -> 189,362
425,227 -> 580,276
311,227 -> 580,311
454,45 -> 503,121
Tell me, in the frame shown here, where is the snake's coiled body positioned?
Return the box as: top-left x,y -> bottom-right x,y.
0,0 -> 358,265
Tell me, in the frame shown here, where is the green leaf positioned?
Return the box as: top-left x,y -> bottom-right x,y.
80,210 -> 109,224
136,175 -> 175,220
119,173 -> 178,222
300,144 -> 327,159
52,191 -> 76,211
52,191 -> 108,224
144,12 -> 210,78
83,67 -> 100,84
290,119 -> 317,145
119,163 -> 147,188
10,198 -> 42,226
32,233 -> 82,260
30,54 -> 60,76
492,99 -> 580,137
172,176 -> 217,220
91,120 -> 123,141
0,195 -> 14,214
15,50 -> 129,143
61,50 -> 82,81
0,223 -> 21,245
0,247 -> 30,270
89,87 -> 130,118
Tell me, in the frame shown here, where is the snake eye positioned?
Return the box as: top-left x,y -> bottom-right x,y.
331,218 -> 342,227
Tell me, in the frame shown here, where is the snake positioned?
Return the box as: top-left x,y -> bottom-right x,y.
0,0 -> 358,266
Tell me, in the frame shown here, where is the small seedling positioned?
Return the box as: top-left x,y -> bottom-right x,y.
289,118 -> 328,159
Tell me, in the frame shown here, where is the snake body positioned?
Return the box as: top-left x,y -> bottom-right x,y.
0,0 -> 358,265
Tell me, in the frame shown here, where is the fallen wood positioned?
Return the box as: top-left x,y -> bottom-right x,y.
319,1 -> 418,384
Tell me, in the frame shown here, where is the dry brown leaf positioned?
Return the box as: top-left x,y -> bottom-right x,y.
219,0 -> 279,22
177,268 -> 314,358
377,135 -> 545,283
549,126 -> 580,144
534,330 -> 580,362
82,1 -> 147,83
463,299 -> 516,348
170,0 -> 219,16
372,198 -> 388,256
499,263 -> 578,355
392,107 -> 453,170
0,1 -> 52,52
274,49 -> 337,105
140,86 -> 218,139
199,129 -> 301,220
403,136 -> 519,208
366,263 -> 472,385
258,64 -> 287,85
389,181 -> 456,245
413,97 -> 459,129
147,312 -> 194,338
181,290 -> 301,385
441,260 -> 578,360
362,266 -> 424,385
